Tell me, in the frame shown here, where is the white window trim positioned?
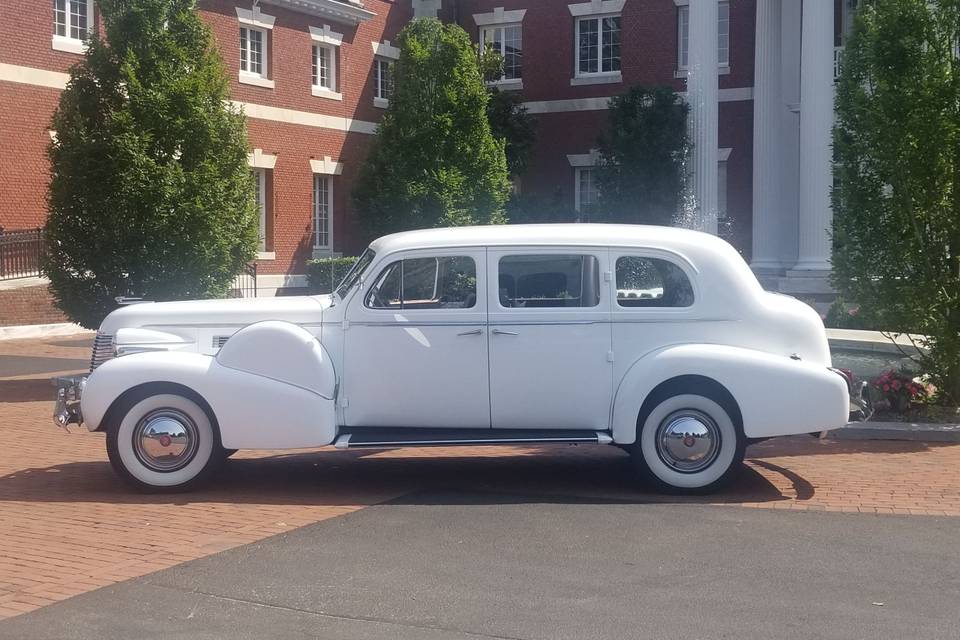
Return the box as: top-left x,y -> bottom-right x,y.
312,43 -> 341,100
236,6 -> 275,30
374,97 -> 389,109
310,156 -> 344,176
239,24 -> 272,87
567,150 -> 600,168
675,1 -> 730,74
52,0 -> 95,54
574,166 -> 598,214
568,0 -> 625,16
257,252 -> 276,261
373,57 -> 392,107
311,173 -> 334,252
251,168 -> 267,252
247,148 -> 278,169
473,7 -> 527,26
480,23 -> 523,84
310,24 -> 343,46
371,39 -> 400,60
573,14 -> 622,81
718,147 -> 732,162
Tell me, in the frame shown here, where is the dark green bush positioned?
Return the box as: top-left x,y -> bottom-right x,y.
306,257 -> 358,294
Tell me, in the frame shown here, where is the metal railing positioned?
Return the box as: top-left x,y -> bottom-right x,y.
229,261 -> 258,298
0,228 -> 44,280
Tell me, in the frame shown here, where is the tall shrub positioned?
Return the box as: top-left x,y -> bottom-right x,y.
594,85 -> 690,225
832,0 -> 960,402
46,0 -> 258,328
352,19 -> 510,239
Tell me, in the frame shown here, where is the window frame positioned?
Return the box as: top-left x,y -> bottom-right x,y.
677,2 -> 730,73
312,174 -> 333,251
52,0 -> 94,53
609,249 -> 700,314
480,23 -> 523,82
496,253 -> 602,310
239,25 -> 268,79
312,43 -> 339,96
574,166 -> 598,219
373,57 -> 393,103
363,254 -> 480,312
574,14 -> 621,79
251,168 -> 267,252
614,255 -> 696,309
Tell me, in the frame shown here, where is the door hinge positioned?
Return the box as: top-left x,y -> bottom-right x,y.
603,271 -> 612,282
342,319 -> 350,331
339,396 -> 349,408
606,350 -> 615,362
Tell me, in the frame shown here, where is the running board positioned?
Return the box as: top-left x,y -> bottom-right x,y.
334,428 -> 614,450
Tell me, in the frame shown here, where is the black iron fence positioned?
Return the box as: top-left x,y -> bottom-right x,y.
229,261 -> 258,298
0,228 -> 44,280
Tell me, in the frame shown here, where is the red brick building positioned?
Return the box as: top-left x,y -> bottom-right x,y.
0,1 -> 848,297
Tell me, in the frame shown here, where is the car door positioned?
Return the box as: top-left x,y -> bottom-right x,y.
486,247 -> 613,430
342,248 -> 490,429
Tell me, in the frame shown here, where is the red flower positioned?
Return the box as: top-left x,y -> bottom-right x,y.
892,380 -> 901,390
883,384 -> 890,392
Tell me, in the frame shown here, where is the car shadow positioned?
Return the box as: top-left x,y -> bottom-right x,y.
0,441 -> 880,508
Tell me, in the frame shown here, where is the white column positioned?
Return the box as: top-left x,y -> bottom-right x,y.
750,0 -> 783,272
795,0 -> 834,271
687,0 -> 719,235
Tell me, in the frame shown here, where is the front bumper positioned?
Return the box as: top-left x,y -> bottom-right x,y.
829,367 -> 873,422
53,375 -> 87,430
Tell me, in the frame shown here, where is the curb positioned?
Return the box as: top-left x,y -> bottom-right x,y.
0,323 -> 92,341
833,421 -> 960,443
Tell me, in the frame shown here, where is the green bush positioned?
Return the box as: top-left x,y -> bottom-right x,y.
306,257 -> 358,294
45,0 -> 258,328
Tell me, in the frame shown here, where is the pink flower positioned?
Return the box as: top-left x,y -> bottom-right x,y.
892,380 -> 901,390
883,384 -> 890,392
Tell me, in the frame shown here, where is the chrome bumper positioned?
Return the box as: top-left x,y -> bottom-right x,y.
53,375 -> 86,430
829,367 -> 873,422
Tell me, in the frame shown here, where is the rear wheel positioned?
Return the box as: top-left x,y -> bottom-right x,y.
106,390 -> 223,492
629,393 -> 745,494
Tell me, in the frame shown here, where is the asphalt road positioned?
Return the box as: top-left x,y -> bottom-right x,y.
1,491 -> 957,640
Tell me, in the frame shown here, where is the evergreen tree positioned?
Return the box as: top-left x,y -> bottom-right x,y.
46,0 -> 258,328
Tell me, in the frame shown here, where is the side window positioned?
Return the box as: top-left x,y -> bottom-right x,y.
498,255 -> 600,308
616,256 -> 694,308
365,256 -> 477,310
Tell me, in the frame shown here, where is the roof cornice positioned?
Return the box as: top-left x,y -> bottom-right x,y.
259,0 -> 375,25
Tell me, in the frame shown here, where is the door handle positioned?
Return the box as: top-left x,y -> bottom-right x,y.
457,328 -> 483,336
491,328 -> 518,336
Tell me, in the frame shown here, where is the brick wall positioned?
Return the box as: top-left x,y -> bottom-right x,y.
0,284 -> 68,327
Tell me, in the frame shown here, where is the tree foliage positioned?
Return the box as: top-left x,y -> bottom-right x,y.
594,85 -> 690,225
45,0 -> 258,329
832,0 -> 960,402
352,19 -> 510,239
487,88 -> 537,177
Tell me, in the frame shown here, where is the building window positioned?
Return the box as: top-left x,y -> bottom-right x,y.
576,16 -> 620,76
481,24 -> 522,81
53,0 -> 94,52
678,2 -> 730,70
313,175 -> 332,250
240,26 -> 267,77
312,44 -> 337,92
575,167 -> 598,219
374,57 -> 393,101
251,169 -> 267,251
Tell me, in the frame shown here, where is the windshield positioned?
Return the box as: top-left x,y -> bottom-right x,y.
334,248 -> 376,300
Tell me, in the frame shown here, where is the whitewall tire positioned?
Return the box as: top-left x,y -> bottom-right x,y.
631,393 -> 745,493
106,391 -> 223,492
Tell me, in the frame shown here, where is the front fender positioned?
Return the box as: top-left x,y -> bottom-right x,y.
82,322 -> 337,449
611,344 -> 849,443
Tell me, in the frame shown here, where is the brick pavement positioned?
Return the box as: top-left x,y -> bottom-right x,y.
0,334 -> 958,620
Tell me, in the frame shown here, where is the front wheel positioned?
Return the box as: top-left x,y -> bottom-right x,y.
629,393 -> 745,494
106,390 -> 223,492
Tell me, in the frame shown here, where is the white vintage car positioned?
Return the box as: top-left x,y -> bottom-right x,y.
54,224 -> 852,493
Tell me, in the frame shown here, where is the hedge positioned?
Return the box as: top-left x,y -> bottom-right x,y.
306,257 -> 358,294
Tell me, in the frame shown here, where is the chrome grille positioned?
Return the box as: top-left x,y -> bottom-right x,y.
89,331 -> 115,371
212,335 -> 230,349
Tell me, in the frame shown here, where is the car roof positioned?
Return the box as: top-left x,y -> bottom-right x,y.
368,224 -> 731,256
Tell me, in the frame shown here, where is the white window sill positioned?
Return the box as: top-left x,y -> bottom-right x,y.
373,97 -> 389,109
312,247 -> 339,259
256,251 -> 276,260
52,35 -> 87,54
674,65 -> 731,79
487,78 -> 524,91
239,72 -> 275,89
312,86 -> 343,100
570,72 -> 622,86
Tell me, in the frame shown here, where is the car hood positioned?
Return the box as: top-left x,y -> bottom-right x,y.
99,295 -> 333,334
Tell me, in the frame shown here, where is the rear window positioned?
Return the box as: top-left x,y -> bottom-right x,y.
498,255 -> 600,308
615,256 -> 694,308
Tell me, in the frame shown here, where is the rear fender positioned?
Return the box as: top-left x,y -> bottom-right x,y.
611,344 -> 849,443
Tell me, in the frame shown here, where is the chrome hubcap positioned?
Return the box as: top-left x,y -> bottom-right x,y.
655,410 -> 721,474
132,409 -> 199,472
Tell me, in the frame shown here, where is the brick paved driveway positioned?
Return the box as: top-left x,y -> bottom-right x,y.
0,334 -> 958,621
